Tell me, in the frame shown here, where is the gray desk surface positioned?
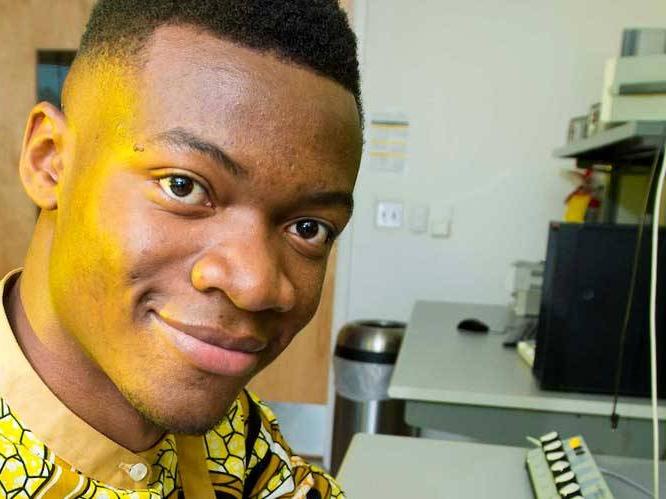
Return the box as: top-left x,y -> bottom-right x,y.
337,434 -> 661,498
388,301 -> 666,420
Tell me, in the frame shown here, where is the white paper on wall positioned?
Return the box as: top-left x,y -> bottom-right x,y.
367,112 -> 409,173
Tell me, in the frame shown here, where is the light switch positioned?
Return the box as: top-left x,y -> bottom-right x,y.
431,219 -> 451,238
430,204 -> 453,239
409,204 -> 429,233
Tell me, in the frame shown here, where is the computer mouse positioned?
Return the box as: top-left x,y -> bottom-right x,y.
457,318 -> 489,333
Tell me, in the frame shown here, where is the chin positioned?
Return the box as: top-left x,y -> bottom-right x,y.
147,411 -> 225,436
122,382 -> 239,435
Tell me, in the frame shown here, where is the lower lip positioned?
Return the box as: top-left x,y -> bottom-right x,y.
150,313 -> 261,377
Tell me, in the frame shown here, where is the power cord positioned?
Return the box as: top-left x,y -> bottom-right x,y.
648,150 -> 666,499
610,141 -> 664,430
599,467 -> 653,498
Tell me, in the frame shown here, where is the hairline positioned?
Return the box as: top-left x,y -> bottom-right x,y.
72,21 -> 364,120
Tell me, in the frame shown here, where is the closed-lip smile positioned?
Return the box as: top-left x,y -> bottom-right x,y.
151,311 -> 266,376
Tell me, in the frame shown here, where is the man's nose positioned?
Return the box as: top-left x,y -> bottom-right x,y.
190,232 -> 296,313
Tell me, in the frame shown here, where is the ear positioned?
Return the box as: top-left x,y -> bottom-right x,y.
19,102 -> 71,210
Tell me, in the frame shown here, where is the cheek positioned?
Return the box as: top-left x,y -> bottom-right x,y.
50,186 -> 123,319
298,258 -> 328,309
90,177 -> 193,279
49,174 -> 171,321
278,260 -> 329,341
55,171 -> 138,272
118,212 -> 215,293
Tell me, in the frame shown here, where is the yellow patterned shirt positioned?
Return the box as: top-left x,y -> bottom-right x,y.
0,270 -> 344,498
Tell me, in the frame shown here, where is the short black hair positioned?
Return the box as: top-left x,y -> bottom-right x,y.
78,0 -> 362,114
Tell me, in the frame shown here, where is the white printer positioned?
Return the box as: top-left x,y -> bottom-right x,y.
601,28 -> 666,124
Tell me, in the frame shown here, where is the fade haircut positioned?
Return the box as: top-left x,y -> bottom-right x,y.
77,0 -> 362,114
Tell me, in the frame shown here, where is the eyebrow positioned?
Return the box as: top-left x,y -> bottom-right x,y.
148,127 -> 353,215
296,191 -> 355,216
148,127 -> 248,177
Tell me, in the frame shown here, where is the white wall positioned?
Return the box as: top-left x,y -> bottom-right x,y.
339,0 -> 666,323
324,0 -> 666,469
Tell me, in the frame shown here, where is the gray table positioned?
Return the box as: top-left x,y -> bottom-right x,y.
388,301 -> 666,458
337,434 -> 661,498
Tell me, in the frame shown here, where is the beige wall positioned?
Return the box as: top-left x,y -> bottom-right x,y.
0,0 -> 95,275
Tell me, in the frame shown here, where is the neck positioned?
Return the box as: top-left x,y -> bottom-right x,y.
6,214 -> 164,452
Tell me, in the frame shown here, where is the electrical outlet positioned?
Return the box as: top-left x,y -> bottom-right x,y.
376,201 -> 403,228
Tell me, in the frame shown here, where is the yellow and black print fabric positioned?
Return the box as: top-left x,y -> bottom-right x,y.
0,391 -> 343,498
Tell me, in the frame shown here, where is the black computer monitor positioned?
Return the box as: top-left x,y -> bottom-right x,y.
533,222 -> 666,397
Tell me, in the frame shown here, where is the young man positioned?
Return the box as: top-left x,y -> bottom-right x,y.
0,1 -> 362,497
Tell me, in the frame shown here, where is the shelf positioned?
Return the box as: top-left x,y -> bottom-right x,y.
553,121 -> 666,167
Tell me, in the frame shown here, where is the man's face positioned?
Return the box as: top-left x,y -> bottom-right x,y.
47,26 -> 362,433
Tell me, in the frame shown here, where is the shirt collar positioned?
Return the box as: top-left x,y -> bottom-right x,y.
0,269 -> 177,490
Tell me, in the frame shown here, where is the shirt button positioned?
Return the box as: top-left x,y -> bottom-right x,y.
128,463 -> 148,481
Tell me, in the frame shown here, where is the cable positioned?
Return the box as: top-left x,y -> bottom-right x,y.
648,150 -> 666,499
610,141 -> 664,429
599,467 -> 653,498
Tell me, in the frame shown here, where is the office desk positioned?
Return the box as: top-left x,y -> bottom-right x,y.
337,434 -> 662,499
388,301 -> 666,458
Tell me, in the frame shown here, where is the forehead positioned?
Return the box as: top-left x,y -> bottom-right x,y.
125,25 -> 361,173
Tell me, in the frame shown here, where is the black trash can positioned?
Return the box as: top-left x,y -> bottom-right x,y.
330,320 -> 410,475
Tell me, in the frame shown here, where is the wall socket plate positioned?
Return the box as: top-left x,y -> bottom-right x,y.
376,201 -> 403,228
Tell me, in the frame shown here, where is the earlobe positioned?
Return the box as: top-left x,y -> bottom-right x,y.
19,102 -> 70,210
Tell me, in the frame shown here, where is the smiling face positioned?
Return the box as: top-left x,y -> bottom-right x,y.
43,26 -> 362,433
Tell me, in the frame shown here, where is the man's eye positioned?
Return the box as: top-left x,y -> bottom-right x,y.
158,175 -> 209,205
287,219 -> 335,246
